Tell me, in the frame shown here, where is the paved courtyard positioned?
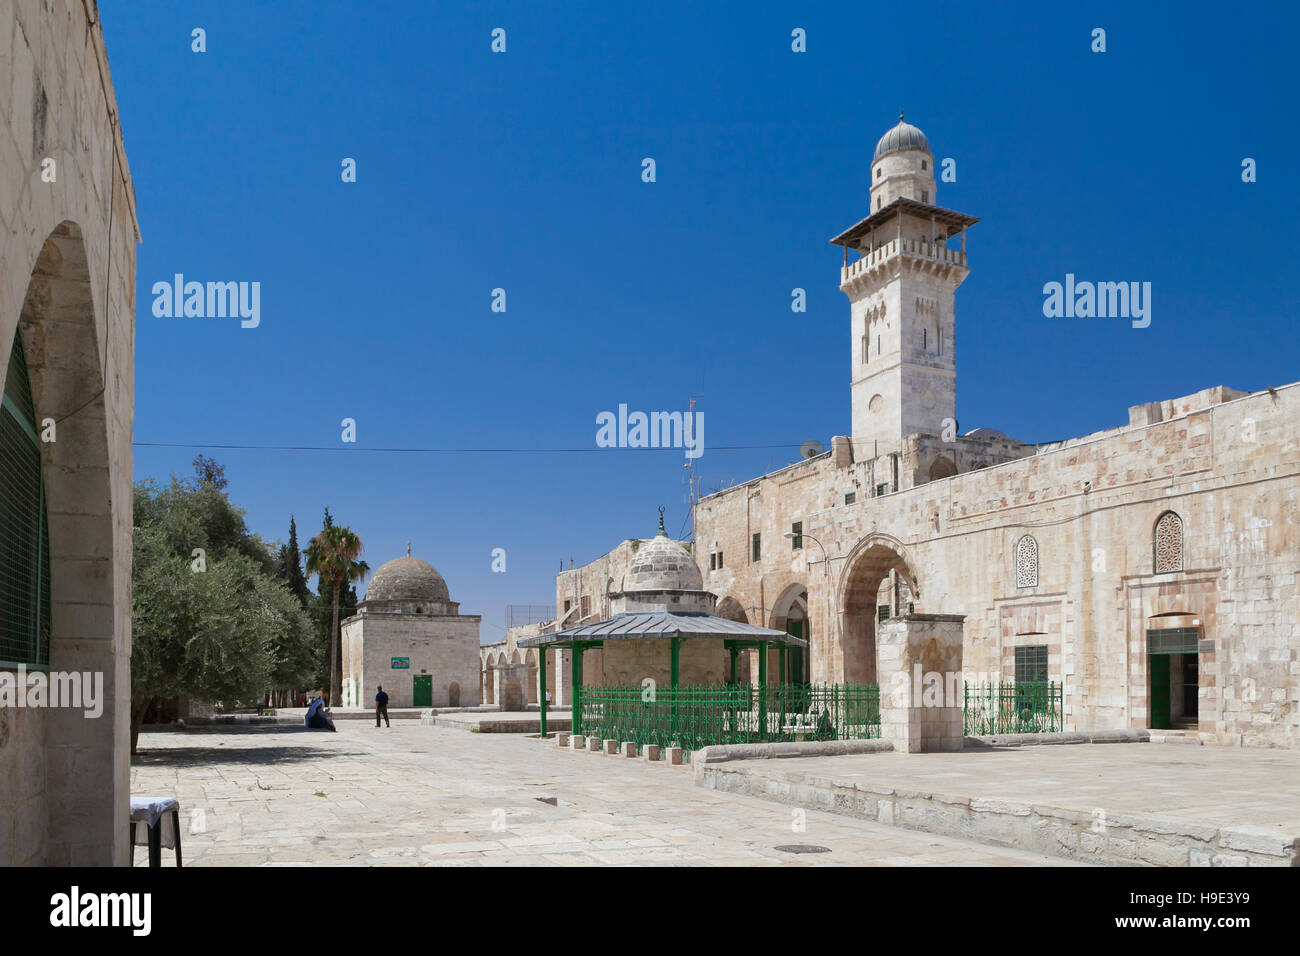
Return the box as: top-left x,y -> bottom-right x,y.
129,723 -> 1077,866
715,742 -> 1300,832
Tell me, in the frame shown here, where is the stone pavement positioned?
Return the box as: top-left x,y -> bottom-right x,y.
697,743 -> 1300,865
128,723 -> 1078,866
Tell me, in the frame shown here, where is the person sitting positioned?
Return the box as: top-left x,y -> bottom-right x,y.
305,695 -> 336,731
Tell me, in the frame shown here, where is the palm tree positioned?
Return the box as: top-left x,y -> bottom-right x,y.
305,518 -> 369,706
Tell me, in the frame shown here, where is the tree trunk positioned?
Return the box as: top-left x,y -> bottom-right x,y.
329,584 -> 341,706
130,695 -> 156,755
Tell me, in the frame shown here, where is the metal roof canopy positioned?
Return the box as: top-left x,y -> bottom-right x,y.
830,196 -> 979,248
517,610 -> 806,649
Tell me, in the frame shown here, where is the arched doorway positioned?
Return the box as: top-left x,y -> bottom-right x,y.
447,681 -> 461,707
716,597 -> 751,683
839,536 -> 920,684
5,222 -> 122,863
525,650 -> 538,705
770,585 -> 810,684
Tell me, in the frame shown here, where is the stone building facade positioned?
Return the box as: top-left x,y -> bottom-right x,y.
0,1 -> 139,864
341,556 -> 481,709
691,116 -> 1299,749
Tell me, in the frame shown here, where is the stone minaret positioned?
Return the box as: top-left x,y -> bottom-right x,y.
832,113 -> 978,453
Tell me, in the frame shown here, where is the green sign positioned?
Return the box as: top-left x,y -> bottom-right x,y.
391,657 -> 410,669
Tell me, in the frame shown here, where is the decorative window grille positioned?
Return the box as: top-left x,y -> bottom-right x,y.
1015,534 -> 1038,588
878,605 -> 890,623
0,330 -> 51,668
1154,511 -> 1184,573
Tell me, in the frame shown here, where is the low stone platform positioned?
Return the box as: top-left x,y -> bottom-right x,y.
424,710 -> 572,734
694,742 -> 1300,866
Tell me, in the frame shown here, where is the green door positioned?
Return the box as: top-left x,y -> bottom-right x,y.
1148,655 -> 1170,729
412,674 -> 432,707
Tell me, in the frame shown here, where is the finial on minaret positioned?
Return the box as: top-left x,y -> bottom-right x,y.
899,108 -> 905,123
406,541 -> 411,557
658,506 -> 666,535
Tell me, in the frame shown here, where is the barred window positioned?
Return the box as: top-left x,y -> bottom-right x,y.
580,595 -> 590,618
1015,645 -> 1048,683
1,330 -> 51,668
790,521 -> 802,551
1015,534 -> 1038,588
1154,511 -> 1183,573
751,532 -> 761,562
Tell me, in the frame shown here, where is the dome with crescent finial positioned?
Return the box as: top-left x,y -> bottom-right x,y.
620,508 -> 705,596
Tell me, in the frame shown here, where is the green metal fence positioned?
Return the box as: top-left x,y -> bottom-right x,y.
577,683 -> 881,756
963,681 -> 1062,735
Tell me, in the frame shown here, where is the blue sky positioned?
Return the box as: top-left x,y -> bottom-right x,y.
103,1 -> 1298,641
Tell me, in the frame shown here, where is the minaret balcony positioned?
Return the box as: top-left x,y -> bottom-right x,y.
839,238 -> 968,292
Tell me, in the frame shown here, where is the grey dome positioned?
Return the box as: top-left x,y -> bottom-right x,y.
624,530 -> 703,592
365,556 -> 450,604
873,113 -> 931,161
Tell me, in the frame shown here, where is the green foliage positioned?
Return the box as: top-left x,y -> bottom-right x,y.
304,511 -> 369,705
276,515 -> 311,608
131,476 -> 316,747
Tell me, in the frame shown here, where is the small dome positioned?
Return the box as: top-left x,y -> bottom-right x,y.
365,556 -> 450,604
624,513 -> 703,592
873,112 -> 931,161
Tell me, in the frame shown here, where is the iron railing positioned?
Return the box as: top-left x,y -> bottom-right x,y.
576,683 -> 881,757
963,681 -> 1062,735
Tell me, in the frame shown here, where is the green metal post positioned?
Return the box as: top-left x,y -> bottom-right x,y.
670,637 -> 680,724
778,645 -> 786,731
758,640 -> 768,736
570,644 -> 583,736
539,647 -> 548,737
729,644 -> 738,684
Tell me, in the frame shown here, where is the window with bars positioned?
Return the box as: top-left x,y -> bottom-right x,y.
751,532 -> 761,562
877,605 -> 890,623
580,595 -> 590,618
790,521 -> 802,551
1,330 -> 51,668
1014,645 -> 1048,683
844,492 -> 856,505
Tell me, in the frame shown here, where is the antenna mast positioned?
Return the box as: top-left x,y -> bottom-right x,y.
686,395 -> 700,543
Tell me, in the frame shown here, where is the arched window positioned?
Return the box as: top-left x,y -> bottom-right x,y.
1154,511 -> 1184,573
1,330 -> 51,667
1015,534 -> 1038,588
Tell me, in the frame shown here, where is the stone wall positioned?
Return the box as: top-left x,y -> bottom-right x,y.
697,383 -> 1300,748
0,0 -> 139,865
343,614 -> 482,709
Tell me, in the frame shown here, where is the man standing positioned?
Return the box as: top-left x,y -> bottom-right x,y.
375,685 -> 390,728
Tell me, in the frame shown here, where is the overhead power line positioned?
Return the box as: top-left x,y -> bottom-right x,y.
134,441 -> 804,454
